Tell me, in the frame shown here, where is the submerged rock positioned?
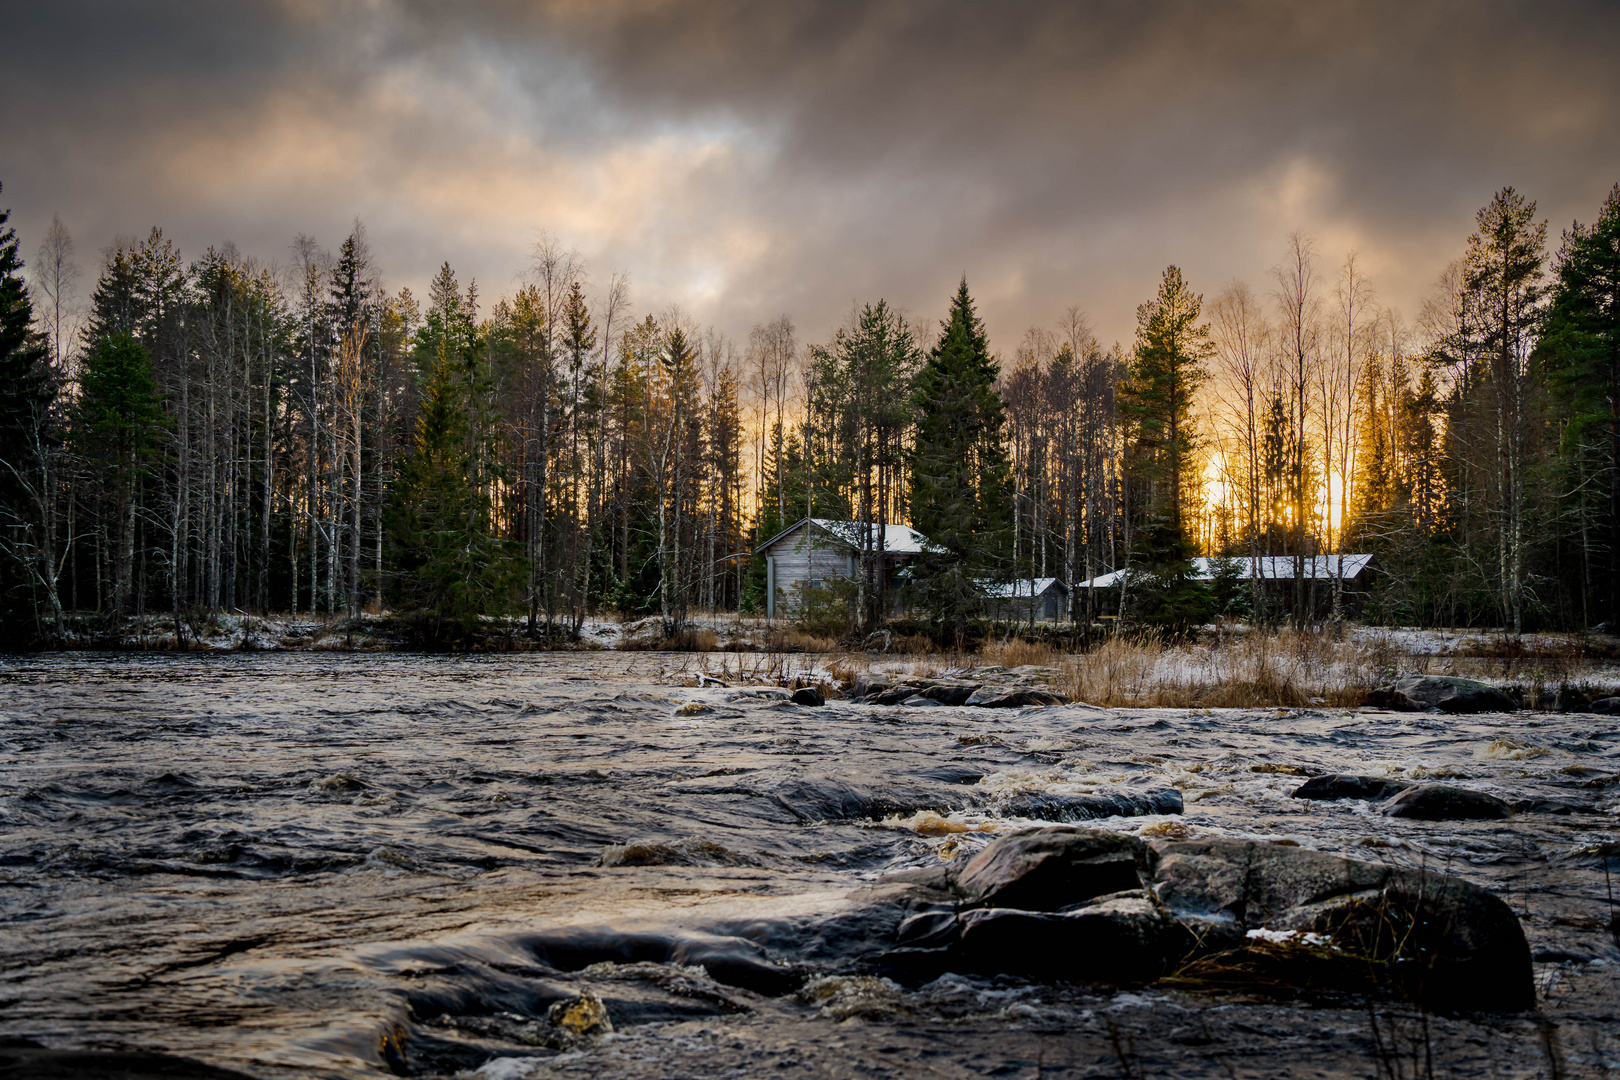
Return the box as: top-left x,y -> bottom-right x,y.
859,675 -> 1068,707
524,927 -> 803,997
1291,774 -> 1411,801
964,687 -> 1066,708
1368,675 -> 1516,714
0,1043 -> 254,1079
990,787 -> 1184,823
1379,783 -> 1513,820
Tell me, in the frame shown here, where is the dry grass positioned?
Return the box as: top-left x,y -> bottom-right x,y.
980,637 -> 1060,668
779,629 -> 843,653
1059,628 -> 1389,708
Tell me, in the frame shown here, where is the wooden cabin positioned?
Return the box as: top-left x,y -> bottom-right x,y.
982,577 -> 1071,622
754,518 -> 932,618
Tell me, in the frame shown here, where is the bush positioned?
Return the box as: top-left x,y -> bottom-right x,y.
791,577 -> 859,639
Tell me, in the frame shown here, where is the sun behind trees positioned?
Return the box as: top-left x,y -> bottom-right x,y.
0,181 -> 1617,647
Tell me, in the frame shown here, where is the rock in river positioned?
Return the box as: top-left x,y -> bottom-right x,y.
789,686 -> 825,707
1291,774 -> 1411,801
963,686 -> 1066,708
954,826 -> 1144,910
1368,675 -> 1516,714
864,826 -> 1533,1011
989,787 -> 1185,824
1379,783 -> 1513,820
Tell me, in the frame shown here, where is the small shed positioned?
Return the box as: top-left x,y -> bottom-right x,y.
982,577 -> 1071,622
754,518 -> 932,618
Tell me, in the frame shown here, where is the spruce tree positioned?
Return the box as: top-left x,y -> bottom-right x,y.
384,337 -> 518,644
1121,266 -> 1211,534
908,278 -> 1012,636
0,188 -> 51,486
72,333 -> 165,615
0,186 -> 56,641
1542,183 -> 1620,626
1119,266 -> 1212,629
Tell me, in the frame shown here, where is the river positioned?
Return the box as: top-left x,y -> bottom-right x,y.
1,653 -> 1615,1078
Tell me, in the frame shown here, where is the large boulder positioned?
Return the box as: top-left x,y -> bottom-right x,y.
953,826 -> 1144,910
955,895 -> 1194,982
1146,836 -> 1532,1009
1379,783 -> 1513,821
868,827 -> 1533,1010
1368,675 -> 1516,714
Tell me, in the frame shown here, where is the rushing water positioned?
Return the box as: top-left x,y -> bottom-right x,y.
1,653 -> 1617,1079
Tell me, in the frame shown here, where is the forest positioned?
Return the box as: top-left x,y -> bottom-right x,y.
0,182 -> 1616,647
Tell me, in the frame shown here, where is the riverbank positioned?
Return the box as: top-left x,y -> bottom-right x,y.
20,614 -> 1620,712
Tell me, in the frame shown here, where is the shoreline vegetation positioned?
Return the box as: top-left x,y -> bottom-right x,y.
16,614 -> 1620,712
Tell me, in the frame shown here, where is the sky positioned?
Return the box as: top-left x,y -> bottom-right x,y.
5,0 -> 1618,353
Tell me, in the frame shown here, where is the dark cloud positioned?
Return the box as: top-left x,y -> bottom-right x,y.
4,0 -> 1618,348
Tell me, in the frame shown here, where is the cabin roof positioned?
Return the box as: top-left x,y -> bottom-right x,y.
981,577 -> 1067,599
754,518 -> 933,556
1074,554 -> 1374,589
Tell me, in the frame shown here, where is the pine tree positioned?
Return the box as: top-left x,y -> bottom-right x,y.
908,278 -> 1013,636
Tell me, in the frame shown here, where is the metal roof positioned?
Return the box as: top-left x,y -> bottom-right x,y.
982,577 -> 1067,599
1073,554 -> 1373,589
753,518 -> 934,556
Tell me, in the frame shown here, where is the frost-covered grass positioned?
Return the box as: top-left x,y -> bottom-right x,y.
1054,628 -> 1391,708
32,614 -> 1620,710
1045,626 -> 1620,709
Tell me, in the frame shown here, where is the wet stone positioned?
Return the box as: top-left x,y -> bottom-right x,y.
988,787 -> 1184,823
789,687 -> 825,707
954,826 -> 1145,910
0,1043 -> 255,1079
964,687 -> 1066,708
1290,774 -> 1411,801
1368,675 -> 1516,714
861,827 -> 1534,1011
548,991 -> 614,1039
1379,783 -> 1514,820
956,894 -> 1192,982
